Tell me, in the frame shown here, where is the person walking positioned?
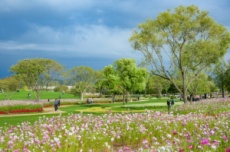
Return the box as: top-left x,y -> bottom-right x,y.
170,98 -> 175,107
57,98 -> 61,106
167,99 -> 171,114
54,98 -> 58,111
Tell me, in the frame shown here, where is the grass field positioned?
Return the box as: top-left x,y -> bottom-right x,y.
0,90 -> 78,100
0,98 -> 182,127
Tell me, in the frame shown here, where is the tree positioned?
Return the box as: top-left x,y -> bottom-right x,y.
213,60 -> 230,97
10,58 -> 63,101
111,58 -> 147,104
146,75 -> 171,97
39,60 -> 63,90
187,73 -> 217,100
67,66 -> 97,101
130,5 -> 230,103
0,76 -> 21,100
100,65 -> 123,103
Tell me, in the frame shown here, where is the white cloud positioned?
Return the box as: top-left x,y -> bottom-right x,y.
0,24 -> 139,59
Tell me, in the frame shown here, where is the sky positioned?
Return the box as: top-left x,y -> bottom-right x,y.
0,0 -> 230,78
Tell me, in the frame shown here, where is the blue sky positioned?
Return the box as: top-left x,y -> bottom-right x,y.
0,0 -> 230,78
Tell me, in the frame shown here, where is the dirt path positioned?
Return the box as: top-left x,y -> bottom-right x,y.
0,105 -> 71,117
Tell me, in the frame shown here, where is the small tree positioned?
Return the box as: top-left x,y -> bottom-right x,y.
146,75 -> 171,97
10,58 -> 63,101
213,61 -> 229,98
67,66 -> 97,101
188,73 -> 217,101
0,76 -> 21,100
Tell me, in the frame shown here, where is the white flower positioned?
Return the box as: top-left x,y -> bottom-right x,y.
211,145 -> 216,150
167,134 -> 172,139
54,137 -> 60,143
111,138 -> 114,142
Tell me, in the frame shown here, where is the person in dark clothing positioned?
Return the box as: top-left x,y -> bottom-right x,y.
167,99 -> 171,114
57,98 -> 61,106
86,98 -> 89,104
54,98 -> 58,111
171,99 -> 174,107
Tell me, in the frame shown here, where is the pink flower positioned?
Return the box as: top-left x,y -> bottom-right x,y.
8,129 -> 13,133
212,140 -> 219,146
223,135 -> 227,141
173,130 -> 177,135
225,147 -> 230,152
124,146 -> 130,152
201,138 -> 210,146
142,139 -> 148,144
188,145 -> 193,149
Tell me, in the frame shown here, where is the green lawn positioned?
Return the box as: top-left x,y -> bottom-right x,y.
0,90 -> 78,100
0,99 -> 183,127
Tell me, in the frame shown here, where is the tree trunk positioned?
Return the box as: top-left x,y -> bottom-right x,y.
123,92 -> 125,105
35,90 -> 40,102
181,69 -> 187,103
112,94 -> 115,103
221,75 -> 225,98
189,94 -> 193,102
182,80 -> 187,103
81,92 -> 84,101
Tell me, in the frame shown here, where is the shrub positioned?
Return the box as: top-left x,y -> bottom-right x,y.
54,85 -> 68,92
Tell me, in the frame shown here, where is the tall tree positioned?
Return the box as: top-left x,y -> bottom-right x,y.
67,66 -> 97,101
113,58 -> 147,104
101,65 -> 122,103
130,5 -> 230,103
10,58 -> 62,101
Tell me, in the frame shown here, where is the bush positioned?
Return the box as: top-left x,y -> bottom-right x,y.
54,85 -> 68,92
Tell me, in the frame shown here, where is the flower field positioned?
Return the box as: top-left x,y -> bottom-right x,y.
172,98 -> 230,115
0,101 -> 43,114
0,99 -> 230,151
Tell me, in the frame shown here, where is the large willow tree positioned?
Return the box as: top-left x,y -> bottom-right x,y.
130,5 -> 230,103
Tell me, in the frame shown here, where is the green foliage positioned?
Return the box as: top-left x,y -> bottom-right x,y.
170,95 -> 176,99
130,5 -> 230,102
67,66 -> 98,100
0,77 -> 22,100
213,60 -> 230,97
146,75 -> 171,96
53,85 -> 68,93
102,58 -> 148,103
188,73 -> 217,99
10,58 -> 63,101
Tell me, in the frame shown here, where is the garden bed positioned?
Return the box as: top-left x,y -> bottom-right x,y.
0,100 -> 43,114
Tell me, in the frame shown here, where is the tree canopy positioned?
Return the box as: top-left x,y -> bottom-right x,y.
130,5 -> 230,103
10,58 -> 62,101
102,58 -> 147,104
67,66 -> 98,100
